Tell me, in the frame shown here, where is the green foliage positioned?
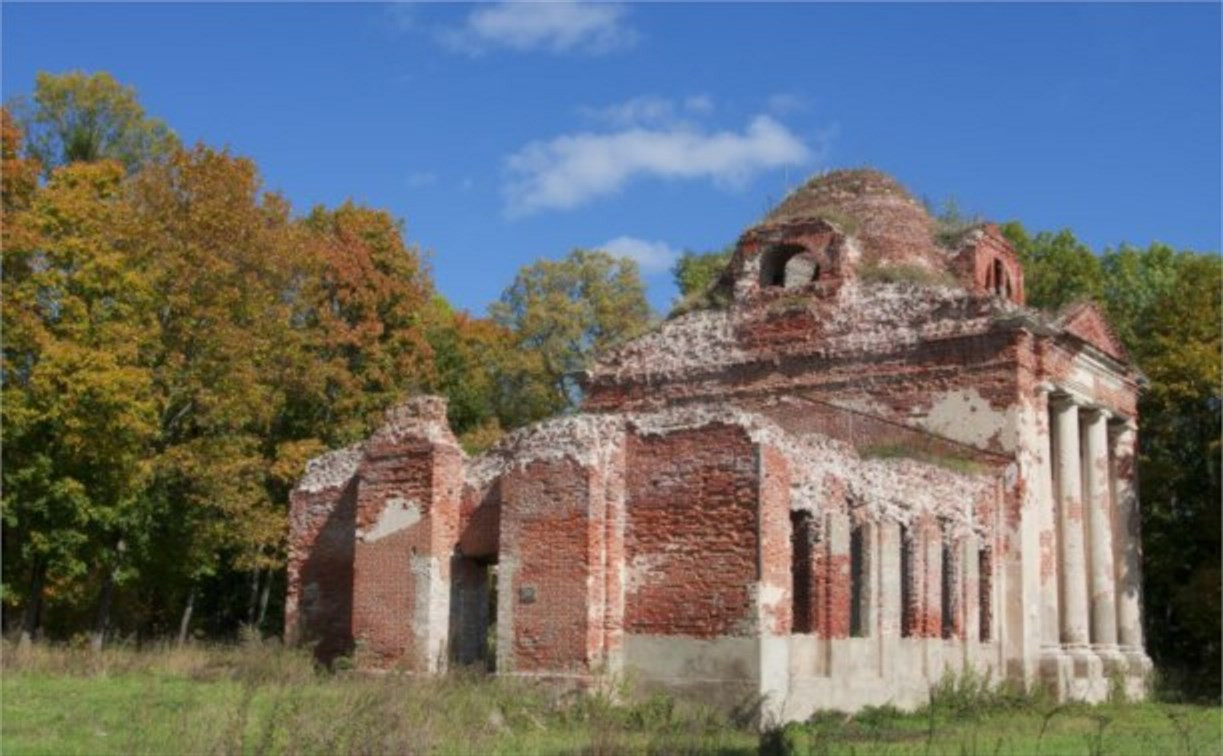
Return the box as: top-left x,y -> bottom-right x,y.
1000,221 -> 1105,310
929,196 -> 985,249
14,71 -> 178,175
490,248 -> 653,418
672,246 -> 733,298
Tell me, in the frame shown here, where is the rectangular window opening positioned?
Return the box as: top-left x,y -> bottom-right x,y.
978,547 -> 993,642
849,523 -> 869,637
941,537 -> 956,640
900,524 -> 914,638
791,510 -> 814,634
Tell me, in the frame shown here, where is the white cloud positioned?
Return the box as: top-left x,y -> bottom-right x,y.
503,115 -> 813,216
683,95 -> 715,116
439,2 -> 636,55
597,236 -> 679,274
580,94 -> 715,128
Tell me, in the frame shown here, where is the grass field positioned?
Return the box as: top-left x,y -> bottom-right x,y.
1,639 -> 1219,755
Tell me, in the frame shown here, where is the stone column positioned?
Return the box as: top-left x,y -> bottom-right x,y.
1083,408 -> 1123,670
1110,420 -> 1151,673
1034,384 -> 1063,658
1051,396 -> 1090,650
878,520 -> 902,679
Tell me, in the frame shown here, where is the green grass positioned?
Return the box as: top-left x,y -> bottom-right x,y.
2,642 -> 1219,755
858,441 -> 991,476
858,264 -> 959,288
0,640 -> 755,755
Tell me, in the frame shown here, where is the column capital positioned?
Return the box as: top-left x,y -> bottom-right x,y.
1048,392 -> 1080,412
1034,381 -> 1057,395
1083,406 -> 1113,422
1108,416 -> 1138,435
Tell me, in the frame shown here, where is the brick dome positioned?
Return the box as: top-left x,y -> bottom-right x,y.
758,169 -> 944,269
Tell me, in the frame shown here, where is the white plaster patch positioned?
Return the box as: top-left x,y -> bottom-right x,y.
411,553 -> 450,672
757,583 -> 787,609
358,497 -> 422,543
919,389 -> 1013,452
626,553 -> 666,595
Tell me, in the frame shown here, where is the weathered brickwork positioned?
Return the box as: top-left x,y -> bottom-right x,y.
625,424 -> 759,637
286,169 -> 1152,719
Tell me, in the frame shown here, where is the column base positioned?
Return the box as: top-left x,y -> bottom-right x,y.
1092,643 -> 1128,675
1038,647 -> 1072,699
1119,647 -> 1154,701
1064,644 -> 1107,702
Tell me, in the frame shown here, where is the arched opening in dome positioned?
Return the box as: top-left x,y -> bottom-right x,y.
759,244 -> 820,289
991,258 -> 1011,298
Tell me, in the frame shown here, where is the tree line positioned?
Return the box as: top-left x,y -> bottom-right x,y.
3,72 -> 1218,700
2,71 -> 652,650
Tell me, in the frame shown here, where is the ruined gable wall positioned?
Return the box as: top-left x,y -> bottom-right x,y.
349,398 -> 463,671
285,444 -> 362,663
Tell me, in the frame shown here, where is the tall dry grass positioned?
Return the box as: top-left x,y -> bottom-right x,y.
1,633 -> 754,755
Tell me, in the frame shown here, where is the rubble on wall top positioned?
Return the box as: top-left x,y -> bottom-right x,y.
370,395 -> 458,447
297,443 -> 364,494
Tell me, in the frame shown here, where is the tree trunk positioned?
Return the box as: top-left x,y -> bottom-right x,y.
177,588 -> 195,647
256,570 -> 273,628
18,558 -> 46,649
247,567 -> 261,625
90,566 -> 116,652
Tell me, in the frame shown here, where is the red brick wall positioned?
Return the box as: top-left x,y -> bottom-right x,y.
286,480 -> 357,664
500,458 -> 598,674
351,436 -> 461,670
624,423 -> 760,637
351,441 -> 433,667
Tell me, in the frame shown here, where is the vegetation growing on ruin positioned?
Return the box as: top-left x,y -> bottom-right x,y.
3,643 -> 1220,755
857,442 -> 991,476
928,197 -> 986,250
857,263 -> 960,288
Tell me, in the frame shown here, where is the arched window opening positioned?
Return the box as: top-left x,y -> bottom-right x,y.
992,259 -> 1005,296
760,245 -> 818,289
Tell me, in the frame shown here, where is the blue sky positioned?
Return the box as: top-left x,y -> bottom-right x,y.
4,2 -> 1219,313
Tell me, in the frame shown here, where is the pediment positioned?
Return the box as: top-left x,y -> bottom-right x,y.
1055,301 -> 1128,362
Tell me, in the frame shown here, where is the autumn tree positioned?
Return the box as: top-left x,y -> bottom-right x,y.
117,146 -> 308,640
1,152 -> 158,647
490,249 -> 652,419
425,297 -> 518,452
14,71 -> 178,176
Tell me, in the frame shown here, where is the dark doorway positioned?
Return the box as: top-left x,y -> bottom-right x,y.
451,556 -> 497,671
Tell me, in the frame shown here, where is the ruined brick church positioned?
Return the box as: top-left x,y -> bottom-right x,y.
286,169 -> 1151,721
